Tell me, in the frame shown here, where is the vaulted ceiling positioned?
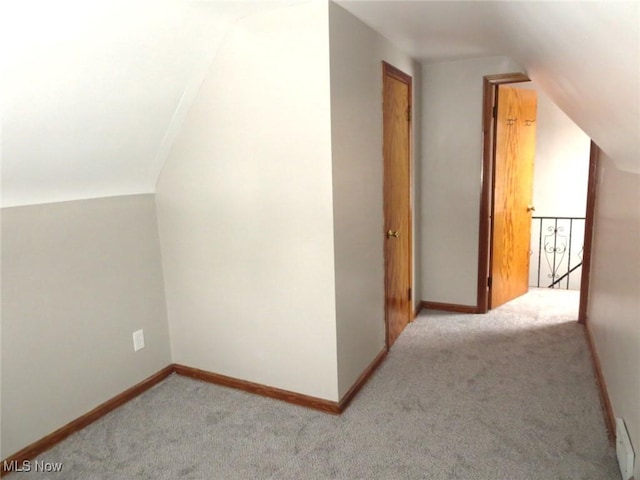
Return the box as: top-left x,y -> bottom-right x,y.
2,1 -> 638,207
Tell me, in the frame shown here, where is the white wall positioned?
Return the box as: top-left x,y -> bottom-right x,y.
524,86 -> 591,218
1,194 -> 171,458
156,3 -> 339,401
328,2 -> 420,398
420,56 -> 523,306
588,153 -> 640,480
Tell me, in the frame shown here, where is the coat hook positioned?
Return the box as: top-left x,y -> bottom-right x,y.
506,118 -> 516,126
525,119 -> 535,126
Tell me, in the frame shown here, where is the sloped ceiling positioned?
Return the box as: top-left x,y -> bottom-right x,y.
2,1 -> 638,207
337,0 -> 640,173
1,0 -> 291,207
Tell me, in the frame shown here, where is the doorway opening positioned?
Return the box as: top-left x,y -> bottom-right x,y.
477,73 -> 596,322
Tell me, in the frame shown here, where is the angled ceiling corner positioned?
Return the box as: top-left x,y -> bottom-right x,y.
494,1 -> 640,174
1,1 -> 291,208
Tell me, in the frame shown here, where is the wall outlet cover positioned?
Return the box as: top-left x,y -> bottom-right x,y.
616,417 -> 635,480
133,329 -> 145,352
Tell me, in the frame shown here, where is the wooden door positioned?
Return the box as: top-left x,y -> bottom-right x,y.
383,62 -> 412,348
490,85 -> 537,309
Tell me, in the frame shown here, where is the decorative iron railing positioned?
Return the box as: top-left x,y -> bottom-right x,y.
529,217 -> 585,290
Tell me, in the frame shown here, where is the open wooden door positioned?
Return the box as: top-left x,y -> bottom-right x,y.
383,62 -> 412,348
489,85 -> 537,309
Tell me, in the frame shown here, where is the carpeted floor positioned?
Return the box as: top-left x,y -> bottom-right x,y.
14,289 -> 619,479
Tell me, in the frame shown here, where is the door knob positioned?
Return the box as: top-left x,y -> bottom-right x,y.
527,205 -> 536,212
386,230 -> 400,238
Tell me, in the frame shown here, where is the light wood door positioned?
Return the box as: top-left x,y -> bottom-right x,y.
490,85 -> 537,309
383,62 -> 412,348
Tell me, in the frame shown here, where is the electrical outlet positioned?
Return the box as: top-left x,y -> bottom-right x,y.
616,417 -> 635,480
133,329 -> 145,352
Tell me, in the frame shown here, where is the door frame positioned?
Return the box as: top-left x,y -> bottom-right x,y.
578,141 -> 599,324
382,61 -> 413,349
476,73 -> 599,318
477,73 -> 531,313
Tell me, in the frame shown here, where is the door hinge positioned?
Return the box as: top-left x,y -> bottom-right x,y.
492,105 -> 497,118
487,277 -> 492,288
406,107 -> 411,122
408,287 -> 412,301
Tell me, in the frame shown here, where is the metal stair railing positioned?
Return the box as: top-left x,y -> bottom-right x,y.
530,216 -> 586,290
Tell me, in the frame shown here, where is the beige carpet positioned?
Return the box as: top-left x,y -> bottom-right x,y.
12,288 -> 619,479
